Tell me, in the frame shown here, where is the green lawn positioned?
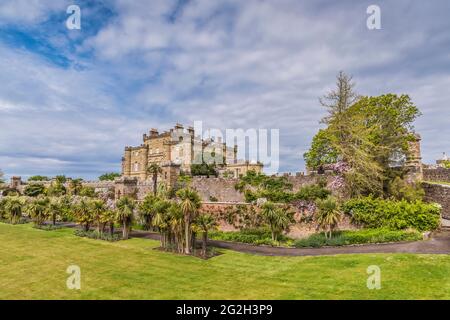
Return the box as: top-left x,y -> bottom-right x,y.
0,223 -> 449,300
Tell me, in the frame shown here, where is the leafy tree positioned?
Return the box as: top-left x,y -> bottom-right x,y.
90,199 -> 107,233
260,202 -> 295,241
48,197 -> 64,226
0,169 -> 5,185
442,160 -> 450,169
305,72 -> 421,197
74,198 -> 94,231
139,194 -> 158,230
388,177 -> 424,202
4,197 -> 25,224
46,181 -> 66,197
100,209 -> 117,236
193,214 -> 218,257
79,186 -> 97,198
147,164 -> 163,196
28,175 -> 49,182
116,196 -> 136,239
28,197 -> 50,226
54,175 -> 67,184
152,198 -> 173,249
316,196 -> 341,239
2,188 -> 20,196
99,173 -> 121,181
24,184 -> 47,197
68,178 -> 83,196
177,188 -> 202,254
191,163 -> 218,177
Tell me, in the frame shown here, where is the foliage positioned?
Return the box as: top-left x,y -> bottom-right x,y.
342,197 -> 441,231
138,193 -> 158,230
442,160 -> 450,169
74,229 -> 121,242
218,204 -> 263,229
54,175 -> 67,184
315,196 -> 342,238
191,163 -> 218,177
0,169 -> 4,185
68,178 -> 84,196
388,177 -> 424,202
28,175 -> 49,182
303,129 -> 338,170
2,188 -> 20,196
209,228 -> 293,247
3,196 -> 26,224
294,228 -> 422,248
27,197 -> 50,226
73,197 -> 94,232
209,195 -> 218,202
116,196 -> 136,239
24,183 -> 47,197
304,72 -> 421,197
260,202 -> 295,241
99,173 -> 121,181
147,164 -> 163,196
46,180 -> 67,197
192,213 -> 218,257
79,186 -> 97,198
177,188 -> 202,254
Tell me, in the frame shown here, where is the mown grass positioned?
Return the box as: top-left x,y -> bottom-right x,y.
0,222 -> 449,300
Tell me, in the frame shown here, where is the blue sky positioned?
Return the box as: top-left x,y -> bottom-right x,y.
0,0 -> 449,180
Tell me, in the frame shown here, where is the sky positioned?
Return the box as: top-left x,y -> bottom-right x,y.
0,0 -> 449,180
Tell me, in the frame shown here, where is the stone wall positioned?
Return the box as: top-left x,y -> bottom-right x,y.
199,201 -> 357,239
423,168 -> 450,183
423,182 -> 450,220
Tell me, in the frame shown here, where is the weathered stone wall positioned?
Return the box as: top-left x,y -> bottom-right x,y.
200,202 -> 357,239
423,168 -> 450,183
191,177 -> 244,202
423,182 -> 450,220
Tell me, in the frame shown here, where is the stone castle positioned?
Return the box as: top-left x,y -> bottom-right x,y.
121,123 -> 263,182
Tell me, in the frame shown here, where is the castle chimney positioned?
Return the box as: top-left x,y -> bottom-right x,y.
150,128 -> 159,137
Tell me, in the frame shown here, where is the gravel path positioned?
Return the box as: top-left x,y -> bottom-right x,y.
130,229 -> 450,256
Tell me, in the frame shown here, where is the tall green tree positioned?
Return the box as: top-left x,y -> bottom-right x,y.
316,196 -> 341,239
193,214 -> 218,257
147,164 -> 162,196
260,202 -> 295,241
28,197 -> 50,226
99,173 -> 121,181
4,197 -> 25,224
116,196 -> 135,239
177,188 -> 201,254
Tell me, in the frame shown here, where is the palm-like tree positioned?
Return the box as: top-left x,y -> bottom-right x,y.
176,188 -> 201,254
100,209 -> 117,236
48,197 -> 63,226
28,197 -> 50,226
74,198 -> 94,231
193,214 -> 218,257
152,198 -> 171,248
147,164 -> 162,196
260,202 -> 295,241
69,178 -> 83,196
90,199 -> 106,233
4,196 -> 25,224
116,196 -> 136,239
139,194 -> 158,230
316,196 -> 342,239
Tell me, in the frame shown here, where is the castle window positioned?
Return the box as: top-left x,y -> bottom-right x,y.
134,163 -> 139,172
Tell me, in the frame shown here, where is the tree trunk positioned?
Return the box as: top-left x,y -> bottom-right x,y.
185,216 -> 191,254
271,230 -> 276,242
52,214 -> 56,226
122,221 -> 129,239
110,222 -> 114,236
84,223 -> 89,232
153,175 -> 157,196
202,232 -> 207,257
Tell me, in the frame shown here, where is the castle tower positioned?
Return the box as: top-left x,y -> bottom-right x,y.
405,134 -> 423,182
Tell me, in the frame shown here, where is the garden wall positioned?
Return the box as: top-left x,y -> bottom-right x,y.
200,201 -> 357,239
423,182 -> 450,220
423,168 -> 450,183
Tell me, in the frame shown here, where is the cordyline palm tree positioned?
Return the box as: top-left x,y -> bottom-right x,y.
316,196 -> 342,239
167,202 -> 185,253
99,209 -> 117,236
4,196 -> 25,224
116,196 -> 135,240
74,198 -> 94,231
193,214 -> 218,258
90,199 -> 107,233
147,164 -> 162,196
48,197 -> 63,226
152,198 -> 172,249
139,194 -> 158,230
177,188 -> 201,254
260,202 -> 295,242
69,178 -> 83,196
28,197 -> 50,226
